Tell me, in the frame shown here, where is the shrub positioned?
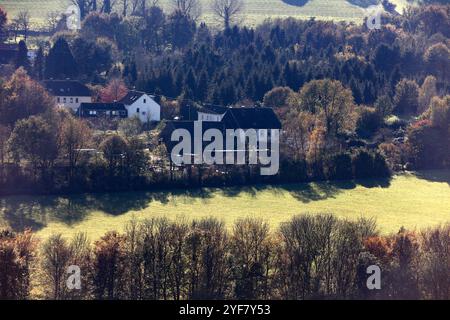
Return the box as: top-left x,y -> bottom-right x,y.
325,152 -> 353,180
356,107 -> 383,138
351,148 -> 390,179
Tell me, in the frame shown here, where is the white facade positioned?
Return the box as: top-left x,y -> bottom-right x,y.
124,93 -> 161,123
56,96 -> 92,112
198,112 -> 224,122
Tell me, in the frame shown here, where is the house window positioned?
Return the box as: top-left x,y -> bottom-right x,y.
70,98 -> 74,103
142,111 -> 146,115
136,108 -> 140,113
89,110 -> 97,115
63,98 -> 67,103
76,98 -> 79,103
57,97 -> 60,103
143,99 -> 147,103
112,111 -> 118,116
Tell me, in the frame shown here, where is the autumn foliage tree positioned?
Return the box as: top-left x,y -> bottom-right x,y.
8,116 -> 59,178
297,79 -> 356,136
93,232 -> 127,300
0,230 -> 36,300
59,115 -> 93,181
0,68 -> 55,126
100,78 -> 128,103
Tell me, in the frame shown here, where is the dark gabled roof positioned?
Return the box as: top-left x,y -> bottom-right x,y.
43,80 -> 91,97
0,43 -> 18,51
162,120 -> 226,137
0,44 -> 19,64
160,120 -> 228,150
198,105 -> 229,115
222,107 -> 282,129
79,103 -> 127,111
120,90 -> 147,105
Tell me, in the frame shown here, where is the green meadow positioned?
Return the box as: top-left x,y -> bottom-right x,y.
1,170 -> 449,240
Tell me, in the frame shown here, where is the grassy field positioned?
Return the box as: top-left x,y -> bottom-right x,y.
1,170 -> 449,240
1,0 -> 412,27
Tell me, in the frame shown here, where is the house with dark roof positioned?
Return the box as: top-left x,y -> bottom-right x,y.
78,103 -> 128,119
197,105 -> 229,122
161,120 -> 228,155
0,44 -> 18,64
161,107 -> 282,164
221,107 -> 282,130
119,90 -> 161,123
43,80 -> 92,111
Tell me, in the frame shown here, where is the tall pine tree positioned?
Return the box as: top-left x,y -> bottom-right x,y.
33,46 -> 45,80
15,40 -> 30,71
45,38 -> 78,79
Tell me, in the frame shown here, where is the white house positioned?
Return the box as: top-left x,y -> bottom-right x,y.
196,105 -> 229,122
120,90 -> 161,123
43,80 -> 92,112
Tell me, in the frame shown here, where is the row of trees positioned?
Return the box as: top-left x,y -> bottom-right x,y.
1,215 -> 449,300
68,0 -> 244,28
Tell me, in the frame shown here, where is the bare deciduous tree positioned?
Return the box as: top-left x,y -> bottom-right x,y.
46,11 -> 61,33
170,0 -> 201,21
15,10 -> 30,41
130,0 -> 159,16
71,0 -> 97,19
0,125 -> 10,166
211,0 -> 244,29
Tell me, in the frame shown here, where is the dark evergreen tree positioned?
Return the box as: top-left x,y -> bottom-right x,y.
197,71 -> 209,102
33,46 -> 45,80
167,10 -> 196,49
45,38 -> 78,79
15,40 -> 30,71
374,44 -> 400,73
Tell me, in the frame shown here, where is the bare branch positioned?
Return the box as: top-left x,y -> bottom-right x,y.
211,0 -> 244,29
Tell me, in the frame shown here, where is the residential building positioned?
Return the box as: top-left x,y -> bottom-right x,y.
78,102 -> 128,118
44,80 -> 92,111
0,43 -> 18,64
161,107 -> 282,162
120,90 -> 161,123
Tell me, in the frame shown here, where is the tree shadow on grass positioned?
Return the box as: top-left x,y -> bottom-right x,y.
413,170 -> 450,185
220,177 -> 391,204
280,180 -> 357,203
1,196 -> 58,233
0,175 -> 394,232
220,185 -> 268,198
354,176 -> 392,189
0,188 -> 215,232
282,0 -> 309,7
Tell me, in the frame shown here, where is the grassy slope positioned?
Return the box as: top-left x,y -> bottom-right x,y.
1,0 -> 411,26
1,170 -> 449,240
